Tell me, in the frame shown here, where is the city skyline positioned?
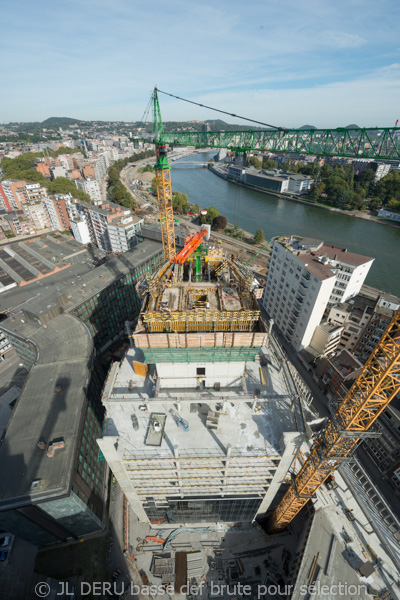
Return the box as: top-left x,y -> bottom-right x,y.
1,0 -> 400,127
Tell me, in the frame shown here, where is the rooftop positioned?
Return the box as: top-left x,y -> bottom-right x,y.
275,236 -> 373,269
0,314 -> 92,508
315,243 -> 373,268
296,253 -> 336,281
0,238 -> 162,316
102,346 -> 298,459
329,349 -> 363,376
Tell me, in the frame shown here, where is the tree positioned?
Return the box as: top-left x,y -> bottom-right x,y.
212,215 -> 227,230
172,191 -> 190,214
46,177 -> 91,203
262,159 -> 278,170
151,177 -> 158,195
248,156 -> 262,170
387,198 -> 400,212
201,206 -> 220,225
254,229 -> 265,244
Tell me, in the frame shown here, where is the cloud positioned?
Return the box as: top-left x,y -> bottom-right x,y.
0,0 -> 399,123
322,32 -> 367,49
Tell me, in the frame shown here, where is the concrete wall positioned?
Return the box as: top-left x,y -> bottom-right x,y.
156,361 -> 245,389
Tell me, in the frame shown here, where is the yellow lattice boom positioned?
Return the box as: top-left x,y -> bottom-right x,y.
269,308 -> 400,532
155,166 -> 176,262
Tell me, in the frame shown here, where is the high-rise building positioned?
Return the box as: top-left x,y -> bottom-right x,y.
107,214 -> 143,253
261,236 -> 373,352
97,240 -> 304,527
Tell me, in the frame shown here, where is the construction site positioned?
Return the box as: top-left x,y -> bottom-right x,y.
97,90 -> 400,599
98,237 -> 303,526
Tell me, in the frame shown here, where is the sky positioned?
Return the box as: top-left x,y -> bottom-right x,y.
1,0 -> 400,128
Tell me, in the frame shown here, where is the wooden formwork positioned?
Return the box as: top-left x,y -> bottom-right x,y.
132,331 -> 268,349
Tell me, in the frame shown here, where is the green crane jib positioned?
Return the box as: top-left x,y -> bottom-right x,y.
158,127 -> 400,161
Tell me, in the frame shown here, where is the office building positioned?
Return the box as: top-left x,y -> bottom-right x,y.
0,237 -> 164,544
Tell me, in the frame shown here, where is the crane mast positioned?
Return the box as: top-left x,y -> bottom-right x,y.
269,308 -> 400,532
153,88 -> 176,262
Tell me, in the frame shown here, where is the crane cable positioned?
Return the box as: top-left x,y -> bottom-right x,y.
156,88 -> 287,132
138,92 -> 153,127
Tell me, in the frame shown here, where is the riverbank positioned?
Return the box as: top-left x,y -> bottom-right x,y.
208,164 -> 400,231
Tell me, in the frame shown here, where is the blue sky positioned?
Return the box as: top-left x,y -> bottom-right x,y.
1,0 -> 399,127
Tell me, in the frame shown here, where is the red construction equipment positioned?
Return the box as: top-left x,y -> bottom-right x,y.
145,535 -> 165,544
172,228 -> 207,264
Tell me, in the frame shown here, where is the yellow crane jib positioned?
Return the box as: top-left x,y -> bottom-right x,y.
153,88 -> 176,262
268,308 -> 400,532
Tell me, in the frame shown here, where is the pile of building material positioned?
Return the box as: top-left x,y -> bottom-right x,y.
187,551 -> 203,579
151,555 -> 175,585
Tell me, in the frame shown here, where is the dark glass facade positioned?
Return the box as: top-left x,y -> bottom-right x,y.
71,253 -> 163,351
143,496 -> 263,524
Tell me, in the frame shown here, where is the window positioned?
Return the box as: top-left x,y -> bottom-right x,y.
197,367 -> 206,376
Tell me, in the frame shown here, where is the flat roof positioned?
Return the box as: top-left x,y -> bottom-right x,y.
292,507 -> 370,599
0,314 -> 92,508
103,347 -> 298,458
0,239 -> 162,317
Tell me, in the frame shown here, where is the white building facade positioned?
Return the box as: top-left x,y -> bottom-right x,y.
262,236 -> 373,352
75,178 -> 102,203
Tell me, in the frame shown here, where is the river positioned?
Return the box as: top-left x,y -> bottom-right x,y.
170,152 -> 400,296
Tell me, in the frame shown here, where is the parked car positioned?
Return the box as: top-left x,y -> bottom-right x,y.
131,414 -> 139,430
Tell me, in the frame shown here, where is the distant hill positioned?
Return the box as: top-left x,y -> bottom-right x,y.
205,119 -> 267,132
345,124 -> 360,129
41,117 -> 83,127
299,125 -> 317,130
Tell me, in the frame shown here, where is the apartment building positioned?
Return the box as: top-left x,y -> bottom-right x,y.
23,203 -> 51,230
93,151 -> 112,182
70,217 -> 91,244
49,165 -> 67,180
74,201 -> 128,251
107,214 -> 144,253
320,349 -> 363,405
21,183 -> 48,204
371,161 -> 391,181
75,178 -> 102,203
35,162 -> 51,178
0,180 -> 25,211
327,288 -> 400,361
0,211 -> 35,237
44,195 -> 72,232
261,236 -> 373,352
